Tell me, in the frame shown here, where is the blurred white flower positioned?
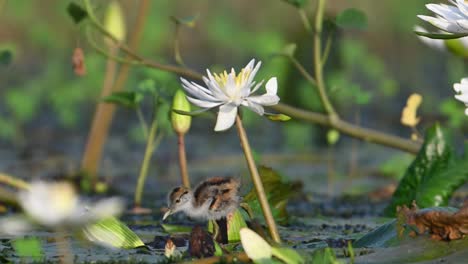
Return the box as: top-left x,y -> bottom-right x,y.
418,0 -> 468,34
453,77 -> 468,115
180,59 -> 280,131
0,181 -> 123,235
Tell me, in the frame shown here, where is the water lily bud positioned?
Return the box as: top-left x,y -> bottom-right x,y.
104,1 -> 126,44
171,90 -> 191,134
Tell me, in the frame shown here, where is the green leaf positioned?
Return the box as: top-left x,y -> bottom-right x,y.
12,237 -> 43,261
102,91 -> 143,108
271,247 -> 305,264
66,2 -> 88,24
161,223 -> 192,233
0,50 -> 12,66
82,217 -> 145,249
384,124 -> 468,216
207,209 -> 247,243
310,247 -> 340,264
281,43 -> 297,57
267,114 -> 291,122
336,8 -> 368,30
281,0 -> 308,8
414,31 -> 468,40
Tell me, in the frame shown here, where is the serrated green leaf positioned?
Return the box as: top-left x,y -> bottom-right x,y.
272,246 -> 305,264
102,91 -> 143,108
414,31 -> 468,40
12,237 -> 43,261
384,124 -> 468,216
161,223 -> 192,233
267,114 -> 291,122
336,8 -> 368,30
281,0 -> 308,8
0,50 -> 12,66
67,2 -> 88,24
83,217 -> 145,249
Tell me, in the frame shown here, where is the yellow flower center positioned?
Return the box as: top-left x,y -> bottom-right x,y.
213,67 -> 252,89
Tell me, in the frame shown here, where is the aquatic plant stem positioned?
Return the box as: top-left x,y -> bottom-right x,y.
134,119 -> 159,208
177,133 -> 190,188
235,115 -> 281,243
0,173 -> 29,189
313,0 -> 337,119
56,229 -> 73,264
80,45 -> 118,183
81,0 -> 150,186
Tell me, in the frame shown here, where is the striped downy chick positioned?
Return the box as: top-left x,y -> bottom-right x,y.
163,177 -> 241,221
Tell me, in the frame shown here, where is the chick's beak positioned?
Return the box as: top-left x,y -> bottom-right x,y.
162,209 -> 172,221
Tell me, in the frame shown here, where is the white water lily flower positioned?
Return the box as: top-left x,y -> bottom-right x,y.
418,0 -> 468,34
180,59 -> 280,131
0,181 -> 123,235
453,77 -> 468,115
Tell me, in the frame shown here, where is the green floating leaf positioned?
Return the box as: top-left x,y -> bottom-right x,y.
67,2 -> 88,24
102,91 -> 143,108
310,247 -> 340,264
414,31 -> 468,40
161,223 -> 193,234
244,166 -> 301,225
12,237 -> 43,262
272,246 -> 305,264
0,50 -> 12,66
281,0 -> 308,8
336,8 -> 368,30
384,124 -> 468,216
83,217 -> 145,249
267,114 -> 291,122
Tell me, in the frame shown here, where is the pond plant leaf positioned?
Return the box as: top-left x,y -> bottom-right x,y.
310,247 -> 340,264
271,246 -> 305,264
102,91 -> 143,109
12,237 -> 43,262
208,209 -> 247,243
384,124 -> 468,216
161,223 -> 193,234
243,166 -> 302,225
66,2 -> 88,24
335,8 -> 368,30
82,217 -> 145,249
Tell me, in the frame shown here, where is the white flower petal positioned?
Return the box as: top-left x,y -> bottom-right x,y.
414,25 -> 447,51
186,96 -> 223,109
180,78 -> 218,102
0,216 -> 34,236
454,83 -> 468,93
465,107 -> 468,115
214,104 -> 238,131
265,77 -> 278,95
85,197 -> 124,222
242,100 -> 265,115
247,94 -> 280,106
455,93 -> 468,103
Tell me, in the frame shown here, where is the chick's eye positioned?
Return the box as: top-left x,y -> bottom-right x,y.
175,199 -> 180,203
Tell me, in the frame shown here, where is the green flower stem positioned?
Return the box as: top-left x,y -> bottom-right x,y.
0,173 -> 29,190
235,115 -> 281,243
298,8 -> 311,32
313,0 -> 338,119
134,119 -> 159,207
178,132 -> 190,188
